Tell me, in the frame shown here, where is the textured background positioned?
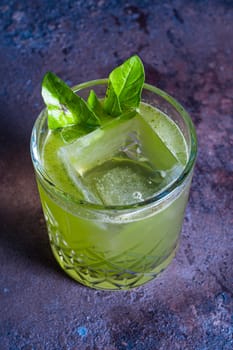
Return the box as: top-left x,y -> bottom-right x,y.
0,1 -> 233,349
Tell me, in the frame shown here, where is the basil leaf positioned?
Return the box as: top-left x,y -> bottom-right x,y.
103,85 -> 122,117
104,55 -> 145,116
87,89 -> 111,123
42,72 -> 100,130
61,124 -> 96,143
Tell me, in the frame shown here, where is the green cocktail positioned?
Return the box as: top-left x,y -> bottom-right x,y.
32,81 -> 196,289
31,57 -> 197,290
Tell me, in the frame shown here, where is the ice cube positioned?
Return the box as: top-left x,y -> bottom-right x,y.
58,116 -> 138,204
59,116 -> 138,176
85,158 -> 163,205
58,113 -> 183,205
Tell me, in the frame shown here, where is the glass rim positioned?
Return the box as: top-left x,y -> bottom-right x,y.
31,79 -> 197,212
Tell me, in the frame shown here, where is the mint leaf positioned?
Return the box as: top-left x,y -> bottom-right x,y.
42,72 -> 100,130
104,55 -> 145,117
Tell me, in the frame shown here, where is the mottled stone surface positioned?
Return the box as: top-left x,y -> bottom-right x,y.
0,1 -> 233,349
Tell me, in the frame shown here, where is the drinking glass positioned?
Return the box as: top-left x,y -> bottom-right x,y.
30,80 -> 197,290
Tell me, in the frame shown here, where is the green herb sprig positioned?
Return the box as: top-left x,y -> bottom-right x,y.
41,55 -> 145,141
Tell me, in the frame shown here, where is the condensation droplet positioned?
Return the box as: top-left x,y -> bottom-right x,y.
133,191 -> 143,201
160,170 -> 167,178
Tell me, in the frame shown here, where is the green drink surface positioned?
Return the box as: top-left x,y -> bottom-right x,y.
42,103 -> 188,206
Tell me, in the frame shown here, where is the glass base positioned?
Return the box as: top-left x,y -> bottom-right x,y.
50,241 -> 177,290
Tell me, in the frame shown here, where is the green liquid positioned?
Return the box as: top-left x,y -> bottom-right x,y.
38,103 -> 190,290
